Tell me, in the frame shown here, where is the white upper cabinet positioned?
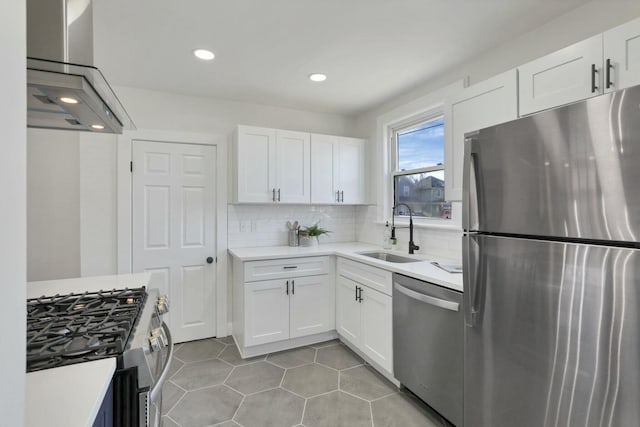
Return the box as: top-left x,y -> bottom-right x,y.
310,134 -> 336,203
336,137 -> 366,204
234,125 -> 310,204
444,69 -> 518,201
603,17 -> 640,93
311,134 -> 366,204
234,126 -> 276,203
519,17 -> 640,115
518,35 -> 603,116
275,130 -> 311,203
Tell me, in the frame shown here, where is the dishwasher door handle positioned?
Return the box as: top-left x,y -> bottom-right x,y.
394,282 -> 460,312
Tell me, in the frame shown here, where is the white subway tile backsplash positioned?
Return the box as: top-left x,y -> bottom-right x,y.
228,204 -> 357,248
354,205 -> 463,262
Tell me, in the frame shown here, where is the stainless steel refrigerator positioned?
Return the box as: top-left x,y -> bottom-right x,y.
462,84 -> 640,427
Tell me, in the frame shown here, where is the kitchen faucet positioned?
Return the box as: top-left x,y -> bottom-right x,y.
391,204 -> 420,254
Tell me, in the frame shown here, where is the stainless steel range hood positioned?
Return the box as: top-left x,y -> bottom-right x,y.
27,0 -> 134,133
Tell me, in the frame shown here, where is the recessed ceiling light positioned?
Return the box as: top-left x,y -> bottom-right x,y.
91,124 -> 105,130
193,49 -> 215,61
60,97 -> 79,104
309,73 -> 327,82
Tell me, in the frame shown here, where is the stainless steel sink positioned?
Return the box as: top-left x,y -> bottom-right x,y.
358,251 -> 423,263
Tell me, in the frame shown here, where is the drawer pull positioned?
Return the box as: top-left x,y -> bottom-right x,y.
283,266 -> 298,270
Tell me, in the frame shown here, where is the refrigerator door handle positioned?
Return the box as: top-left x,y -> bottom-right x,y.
463,134 -> 480,231
394,282 -> 460,311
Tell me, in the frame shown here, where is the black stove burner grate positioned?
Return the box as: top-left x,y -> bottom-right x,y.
26,287 -> 147,372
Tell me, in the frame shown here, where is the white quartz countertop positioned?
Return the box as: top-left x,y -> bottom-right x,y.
26,273 -> 151,427
26,358 -> 116,427
229,242 -> 463,292
27,272 -> 151,298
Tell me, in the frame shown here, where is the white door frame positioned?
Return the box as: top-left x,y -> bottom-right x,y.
116,129 -> 229,338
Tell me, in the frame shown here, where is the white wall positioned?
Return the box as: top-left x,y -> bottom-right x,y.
116,85 -> 357,137
1,0 -> 26,424
27,129 -> 81,281
353,2 -> 640,262
27,86 -> 357,280
80,133 -> 118,276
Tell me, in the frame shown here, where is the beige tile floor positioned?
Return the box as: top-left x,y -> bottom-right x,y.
162,337 -> 452,427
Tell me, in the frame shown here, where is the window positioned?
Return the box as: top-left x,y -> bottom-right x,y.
392,116 -> 451,219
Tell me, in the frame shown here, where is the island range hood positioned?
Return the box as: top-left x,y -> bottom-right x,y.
27,0 -> 134,133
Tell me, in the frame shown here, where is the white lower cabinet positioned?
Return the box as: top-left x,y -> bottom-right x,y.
233,256 -> 335,355
336,258 -> 393,374
336,276 -> 361,343
359,285 -> 393,370
244,279 -> 290,346
289,275 -> 333,338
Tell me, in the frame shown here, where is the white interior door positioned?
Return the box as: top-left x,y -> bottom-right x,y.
132,140 -> 217,343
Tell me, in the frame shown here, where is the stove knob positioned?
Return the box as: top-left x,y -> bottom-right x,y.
157,295 -> 170,315
149,335 -> 162,353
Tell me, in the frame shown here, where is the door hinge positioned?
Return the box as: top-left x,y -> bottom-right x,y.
130,161 -> 133,173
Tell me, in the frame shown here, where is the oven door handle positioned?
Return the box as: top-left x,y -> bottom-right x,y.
149,322 -> 174,403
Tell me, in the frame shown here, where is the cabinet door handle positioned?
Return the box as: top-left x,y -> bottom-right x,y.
591,64 -> 599,93
286,280 -> 289,295
292,280 -> 295,295
283,266 -> 298,270
277,188 -> 281,202
336,190 -> 340,202
606,58 -> 614,90
354,285 -> 358,301
357,286 -> 363,303
272,188 -> 276,202
341,191 -> 344,203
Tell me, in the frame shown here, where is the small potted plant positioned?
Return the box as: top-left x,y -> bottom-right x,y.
299,223 -> 331,247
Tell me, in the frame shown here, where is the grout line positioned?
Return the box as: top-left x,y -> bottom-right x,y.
300,397 -> 308,425
369,390 -> 399,403
170,380 -> 189,393
163,387 -> 185,418
222,366 -> 239,388
231,394 -> 246,424
165,413 -> 182,427
165,391 -> 188,419
369,400 -> 375,427
279,368 -> 287,387
341,388 -> 372,403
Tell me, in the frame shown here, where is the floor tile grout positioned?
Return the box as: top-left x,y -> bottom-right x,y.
164,337 -> 439,427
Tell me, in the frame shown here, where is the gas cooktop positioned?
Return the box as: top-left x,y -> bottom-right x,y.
26,287 -> 147,372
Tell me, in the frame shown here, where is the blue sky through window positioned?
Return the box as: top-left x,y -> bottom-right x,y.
397,117 -> 444,170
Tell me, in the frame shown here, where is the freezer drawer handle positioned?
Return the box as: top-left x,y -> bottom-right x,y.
394,282 -> 459,312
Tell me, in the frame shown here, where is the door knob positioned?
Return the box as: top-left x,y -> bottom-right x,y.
206,257 -> 214,264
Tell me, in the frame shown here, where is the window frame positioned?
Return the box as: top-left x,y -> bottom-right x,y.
389,113 -> 451,221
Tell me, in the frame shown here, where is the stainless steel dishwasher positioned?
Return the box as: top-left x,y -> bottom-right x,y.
393,273 -> 463,427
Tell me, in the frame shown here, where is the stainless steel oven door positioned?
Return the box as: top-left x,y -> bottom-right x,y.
140,322 -> 173,427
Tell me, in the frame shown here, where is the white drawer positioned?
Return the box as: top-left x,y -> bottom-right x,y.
337,257 -> 392,296
244,256 -> 330,282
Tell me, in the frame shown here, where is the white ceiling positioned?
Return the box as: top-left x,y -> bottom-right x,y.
93,0 -> 590,116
